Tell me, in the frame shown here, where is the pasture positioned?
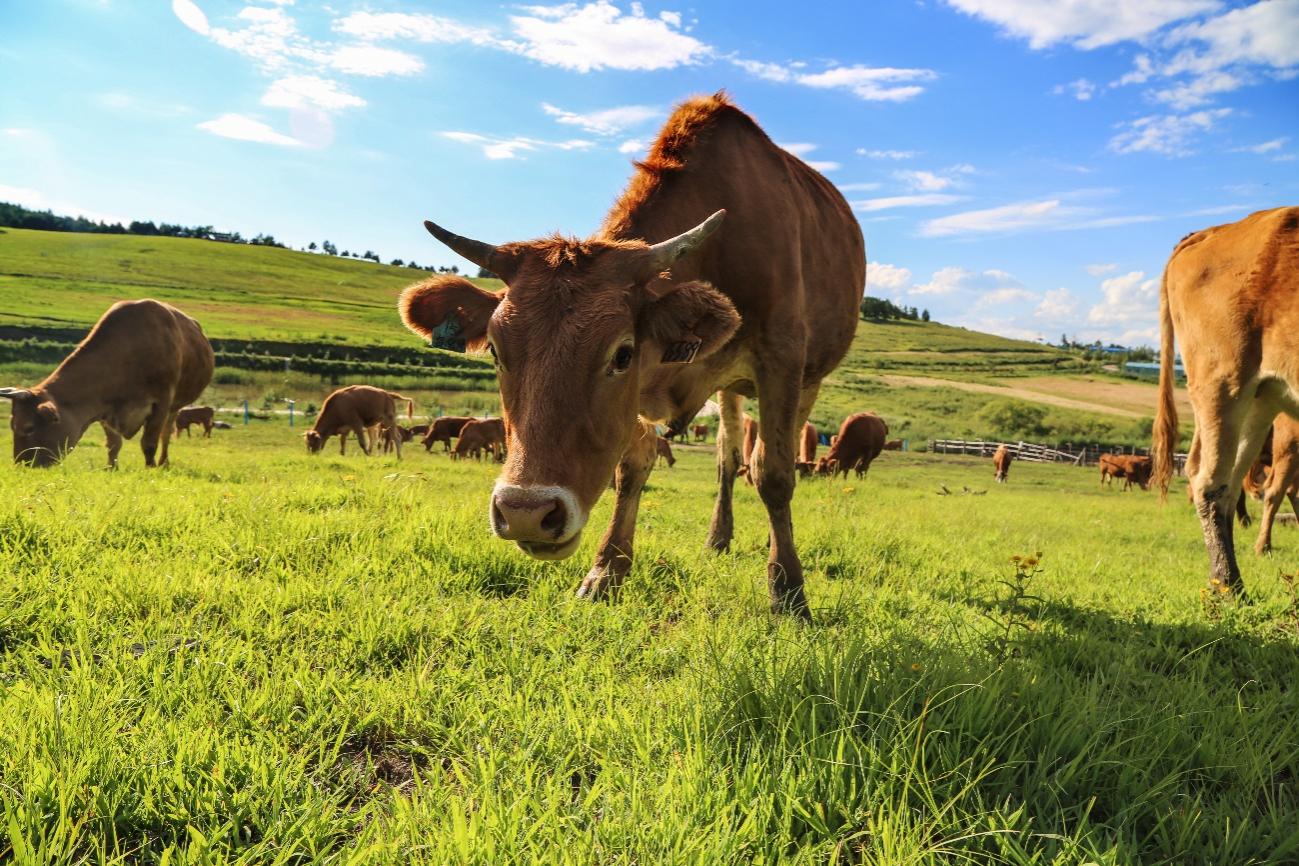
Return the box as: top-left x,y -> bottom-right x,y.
2,423 -> 1296,864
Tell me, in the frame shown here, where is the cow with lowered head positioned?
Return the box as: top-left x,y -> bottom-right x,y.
2,299 -> 213,467
399,92 -> 863,619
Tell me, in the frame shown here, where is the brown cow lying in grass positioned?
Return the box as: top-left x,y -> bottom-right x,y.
816,413 -> 887,479
306,386 -> 412,458
2,299 -> 213,467
453,418 -> 505,461
993,444 -> 1012,483
422,416 -> 472,452
175,405 -> 215,438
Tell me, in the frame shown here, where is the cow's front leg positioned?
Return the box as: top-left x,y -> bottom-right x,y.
754,364 -> 812,620
140,405 -> 170,467
102,423 -> 123,469
705,390 -> 744,552
577,423 -> 657,601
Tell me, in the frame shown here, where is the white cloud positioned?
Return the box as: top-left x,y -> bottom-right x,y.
911,266 -> 1024,296
1152,69 -> 1244,108
1085,263 -> 1119,275
977,286 -> 1039,307
921,199 -> 1063,235
329,44 -> 423,76
262,75 -> 364,112
542,102 -> 661,135
837,181 -> 883,192
1054,77 -> 1098,100
779,142 -> 818,157
942,0 -> 1218,49
893,165 -> 973,191
793,65 -> 937,102
508,2 -> 709,72
857,149 -> 916,159
852,193 -> 966,212
778,142 -> 839,172
1088,270 -> 1159,325
197,113 -> 301,147
441,130 -> 594,160
332,11 -> 497,45
867,262 -> 913,291
0,183 -> 129,225
172,0 -> 209,36
207,5 -> 322,72
1036,287 -> 1080,320
618,138 -> 646,154
1164,0 -> 1299,76
1232,136 -> 1288,154
1108,108 -> 1232,155
806,160 -> 841,172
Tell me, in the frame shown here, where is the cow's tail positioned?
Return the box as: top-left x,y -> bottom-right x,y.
1152,265 -> 1178,502
387,391 -> 415,420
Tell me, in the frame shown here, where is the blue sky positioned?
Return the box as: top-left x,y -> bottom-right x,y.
2,0 -> 1296,346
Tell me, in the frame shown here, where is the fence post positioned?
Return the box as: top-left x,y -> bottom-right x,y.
243,399 -> 249,426
287,399 -> 295,427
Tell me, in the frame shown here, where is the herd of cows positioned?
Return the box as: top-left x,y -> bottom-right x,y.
1,91 -> 1295,617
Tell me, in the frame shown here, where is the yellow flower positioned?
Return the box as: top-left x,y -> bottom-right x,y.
1010,555 -> 1023,563
910,663 -> 922,672
1209,577 -> 1221,586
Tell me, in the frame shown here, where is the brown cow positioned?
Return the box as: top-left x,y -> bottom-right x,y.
1248,416 -> 1299,555
692,423 -> 709,442
1153,207 -> 1299,598
410,424 -> 430,438
738,414 -> 759,484
382,425 -> 415,454
454,417 -> 506,461
402,92 -> 864,618
816,413 -> 887,479
883,439 -> 903,451
993,444 -> 1012,483
2,299 -> 213,467
175,406 -> 215,438
1099,453 -> 1151,490
798,421 -> 817,464
305,386 -> 410,458
656,436 -> 676,467
422,415 -> 473,452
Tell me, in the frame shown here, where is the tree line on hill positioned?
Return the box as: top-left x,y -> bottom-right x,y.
0,201 -> 469,274
860,296 -> 930,323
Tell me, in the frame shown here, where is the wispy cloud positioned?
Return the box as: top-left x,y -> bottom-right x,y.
1054,77 -> 1097,100
509,2 -> 709,72
441,130 -> 593,160
1231,136 -> 1288,154
1085,263 -> 1118,276
197,113 -> 301,147
1108,108 -> 1232,156
942,0 -> 1217,50
262,75 -> 364,112
857,148 -> 916,159
779,142 -> 840,172
852,193 -> 967,212
919,197 -> 1157,237
542,102 -> 661,135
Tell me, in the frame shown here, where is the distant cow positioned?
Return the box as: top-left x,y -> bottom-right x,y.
422,415 -> 472,452
1099,453 -> 1152,491
816,413 -> 888,479
1247,416 -> 1299,555
1154,208 -> 1299,597
410,424 -> 430,438
656,436 -> 676,467
883,439 -> 903,451
993,444 -> 1012,483
382,425 -> 415,454
2,299 -> 213,467
175,405 -> 215,438
692,423 -> 709,442
306,385 -> 412,458
798,422 -> 818,464
739,414 -> 759,484
454,417 -> 505,461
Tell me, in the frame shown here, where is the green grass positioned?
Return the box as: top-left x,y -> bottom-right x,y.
2,424 -> 1297,864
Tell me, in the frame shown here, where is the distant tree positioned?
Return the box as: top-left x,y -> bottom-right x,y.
362,250 -> 379,263
308,241 -> 318,251
129,220 -> 159,235
449,265 -> 459,275
921,309 -> 930,322
390,258 -> 405,267
322,240 -> 337,255
406,260 -> 422,269
340,250 -> 351,257
476,266 -> 497,279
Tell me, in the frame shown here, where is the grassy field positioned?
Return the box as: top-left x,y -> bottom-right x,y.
0,227 -> 1180,446
1,422 -> 1297,864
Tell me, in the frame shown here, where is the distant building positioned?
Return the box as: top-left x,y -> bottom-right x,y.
1124,360 -> 1184,380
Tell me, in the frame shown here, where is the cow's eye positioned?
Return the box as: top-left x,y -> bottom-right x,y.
611,344 -> 634,374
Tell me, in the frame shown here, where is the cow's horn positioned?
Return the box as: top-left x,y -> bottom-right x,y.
423,220 -> 500,272
0,387 -> 32,401
647,210 -> 726,272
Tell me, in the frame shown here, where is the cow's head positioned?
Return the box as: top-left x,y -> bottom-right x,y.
402,211 -> 739,560
1,388 -> 76,467
305,430 -> 325,453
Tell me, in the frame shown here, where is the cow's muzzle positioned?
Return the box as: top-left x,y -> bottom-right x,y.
489,483 -> 586,560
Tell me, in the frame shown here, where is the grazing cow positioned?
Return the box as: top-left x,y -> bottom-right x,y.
401,92 -> 864,617
692,423 -> 709,442
382,425 -> 415,454
656,436 -> 676,467
410,424 -> 430,438
738,414 -> 759,484
422,415 -> 473,452
883,439 -> 903,451
798,422 -> 818,463
1100,453 -> 1152,491
1,299 -> 213,467
816,413 -> 887,479
1153,207 -> 1299,597
993,444 -> 1012,483
306,386 -> 410,458
175,406 -> 216,438
454,417 -> 505,461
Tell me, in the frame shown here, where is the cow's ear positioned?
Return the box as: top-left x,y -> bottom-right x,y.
399,276 -> 502,353
638,281 -> 740,365
35,401 -> 59,423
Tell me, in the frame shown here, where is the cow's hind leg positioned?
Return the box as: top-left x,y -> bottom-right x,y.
140,405 -> 172,467
351,422 -> 371,456
578,423 -> 657,601
102,423 -> 123,469
157,410 -> 179,466
705,390 -> 744,552
1256,449 -> 1299,555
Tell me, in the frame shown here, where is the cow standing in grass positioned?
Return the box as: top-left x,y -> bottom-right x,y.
1153,206 -> 1299,598
453,418 -> 505,461
175,406 -> 215,438
306,386 -> 411,458
401,92 -> 864,618
1247,416 -> 1299,555
422,416 -> 472,452
2,299 -> 213,467
816,413 -> 888,479
656,436 -> 676,467
993,444 -> 1012,483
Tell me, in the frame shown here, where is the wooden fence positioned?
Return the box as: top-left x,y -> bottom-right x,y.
929,438 -> 1189,473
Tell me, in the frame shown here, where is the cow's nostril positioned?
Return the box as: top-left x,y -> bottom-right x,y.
491,499 -> 508,534
540,499 -> 567,536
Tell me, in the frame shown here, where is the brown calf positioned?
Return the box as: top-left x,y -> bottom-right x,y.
656,436 -> 676,467
306,386 -> 408,458
422,415 -> 473,452
993,444 -> 1012,483
175,405 -> 215,438
454,418 -> 506,461
816,413 -> 887,479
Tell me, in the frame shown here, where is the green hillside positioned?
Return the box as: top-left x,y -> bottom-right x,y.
0,227 -> 1163,445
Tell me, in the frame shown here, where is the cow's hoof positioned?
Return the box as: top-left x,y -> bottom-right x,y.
1255,544 -> 1272,556
576,563 -> 627,601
